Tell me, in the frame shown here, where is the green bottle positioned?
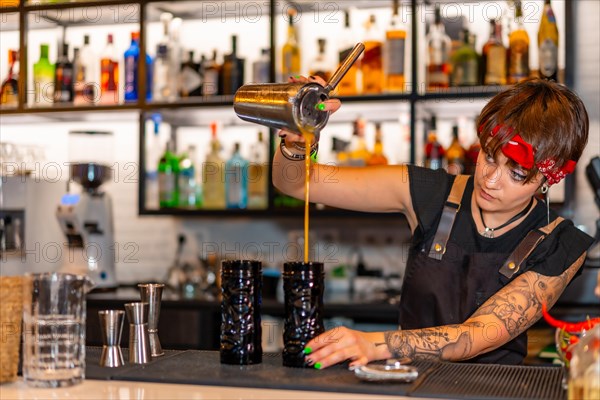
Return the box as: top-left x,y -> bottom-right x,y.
33,44 -> 55,107
451,29 -> 479,86
158,141 -> 179,208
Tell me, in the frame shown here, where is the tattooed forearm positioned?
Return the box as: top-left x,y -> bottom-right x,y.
384,322 -> 484,362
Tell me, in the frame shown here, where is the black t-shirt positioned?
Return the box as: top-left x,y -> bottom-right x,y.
408,165 -> 594,278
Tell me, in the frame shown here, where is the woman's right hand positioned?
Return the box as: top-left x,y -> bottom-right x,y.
277,75 -> 342,145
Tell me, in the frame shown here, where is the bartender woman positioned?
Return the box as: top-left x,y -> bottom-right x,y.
272,78 -> 593,367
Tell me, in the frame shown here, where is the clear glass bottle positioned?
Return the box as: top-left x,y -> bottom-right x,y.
362,14 -> 383,94
248,131 -> 268,209
252,48 -> 270,83
384,0 -> 407,92
538,0 -> 559,81
508,1 -> 530,84
451,29 -> 479,86
482,19 -> 507,85
225,142 -> 249,209
0,49 -> 18,107
568,325 -> 600,400
281,8 -> 301,80
100,34 -> 119,104
309,38 -> 331,82
426,4 -> 451,90
33,44 -> 55,107
220,35 -> 245,95
74,34 -> 97,106
178,145 -> 201,209
153,44 -> 175,102
202,122 -> 226,209
337,9 -> 359,96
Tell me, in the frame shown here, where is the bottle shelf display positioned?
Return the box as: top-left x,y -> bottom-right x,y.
0,0 -> 572,216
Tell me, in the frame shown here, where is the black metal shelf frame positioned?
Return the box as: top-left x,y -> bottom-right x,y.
1,0 -> 575,217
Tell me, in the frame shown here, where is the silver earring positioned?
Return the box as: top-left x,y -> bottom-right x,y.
541,183 -> 549,194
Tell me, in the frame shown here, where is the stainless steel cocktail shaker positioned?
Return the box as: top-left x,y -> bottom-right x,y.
233,43 -> 365,137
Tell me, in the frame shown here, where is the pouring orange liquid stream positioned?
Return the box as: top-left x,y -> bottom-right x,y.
300,128 -> 315,263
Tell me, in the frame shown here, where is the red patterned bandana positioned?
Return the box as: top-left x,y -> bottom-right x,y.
486,124 -> 576,185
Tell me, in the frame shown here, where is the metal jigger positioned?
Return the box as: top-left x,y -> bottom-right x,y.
124,302 -> 151,364
138,283 -> 165,357
98,310 -> 125,367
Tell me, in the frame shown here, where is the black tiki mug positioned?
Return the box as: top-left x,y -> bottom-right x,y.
282,262 -> 325,367
220,260 -> 262,365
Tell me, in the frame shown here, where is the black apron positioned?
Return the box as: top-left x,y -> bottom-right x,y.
398,175 -> 564,364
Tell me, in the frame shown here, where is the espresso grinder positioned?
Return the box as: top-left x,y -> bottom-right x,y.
56,162 -> 117,289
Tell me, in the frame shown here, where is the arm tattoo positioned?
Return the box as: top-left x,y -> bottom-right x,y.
471,253 -> 586,339
384,322 -> 484,362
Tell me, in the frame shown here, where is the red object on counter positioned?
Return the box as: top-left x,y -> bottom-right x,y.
542,303 -> 600,333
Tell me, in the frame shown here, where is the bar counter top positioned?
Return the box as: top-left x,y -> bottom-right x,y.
1,347 -> 565,400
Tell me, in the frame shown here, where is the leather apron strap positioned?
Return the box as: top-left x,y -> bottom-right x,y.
499,216 -> 565,279
428,175 -> 470,260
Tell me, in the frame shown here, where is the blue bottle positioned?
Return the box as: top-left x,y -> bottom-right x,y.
124,32 -> 140,102
225,142 -> 249,209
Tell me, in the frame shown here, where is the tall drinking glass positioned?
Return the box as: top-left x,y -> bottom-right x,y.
22,273 -> 93,387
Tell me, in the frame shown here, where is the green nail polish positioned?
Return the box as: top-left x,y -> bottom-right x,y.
317,103 -> 325,111
314,362 -> 322,370
295,75 -> 301,79
303,347 -> 312,355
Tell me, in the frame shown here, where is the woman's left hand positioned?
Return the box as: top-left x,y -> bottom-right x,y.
303,326 -> 391,369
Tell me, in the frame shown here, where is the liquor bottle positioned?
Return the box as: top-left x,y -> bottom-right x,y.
481,19 -> 507,85
153,44 -> 176,102
54,43 -> 74,103
464,138 -> 481,176
367,123 -> 388,166
33,44 -> 55,107
309,39 -> 331,82
248,131 -> 268,209
203,50 -> 220,96
362,15 -> 383,94
424,116 -> 444,170
100,34 -> 119,104
158,140 -> 179,208
178,145 -> 201,209
202,122 -> 226,209
124,32 -> 140,102
538,0 -> 558,81
145,113 -> 162,210
426,4 -> 451,90
225,142 -> 249,209
0,49 -> 18,107
337,10 -> 359,96
347,116 -> 370,166
169,17 -> 183,99
451,29 -> 479,86
252,48 -> 270,83
281,8 -> 301,80
508,1 -> 530,84
74,35 -> 97,106
180,50 -> 202,97
446,125 -> 466,174
220,35 -> 245,95
384,0 -> 407,92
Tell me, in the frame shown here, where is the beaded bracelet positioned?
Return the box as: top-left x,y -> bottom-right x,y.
279,140 -> 319,161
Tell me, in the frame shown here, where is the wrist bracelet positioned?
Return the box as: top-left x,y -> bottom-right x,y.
280,140 -> 319,161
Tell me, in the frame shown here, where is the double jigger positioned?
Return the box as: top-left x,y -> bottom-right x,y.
98,283 -> 164,367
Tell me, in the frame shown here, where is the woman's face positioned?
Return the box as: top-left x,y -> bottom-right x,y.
473,150 -> 543,213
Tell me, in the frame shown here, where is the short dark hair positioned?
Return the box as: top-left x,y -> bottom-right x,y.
476,79 -> 589,183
